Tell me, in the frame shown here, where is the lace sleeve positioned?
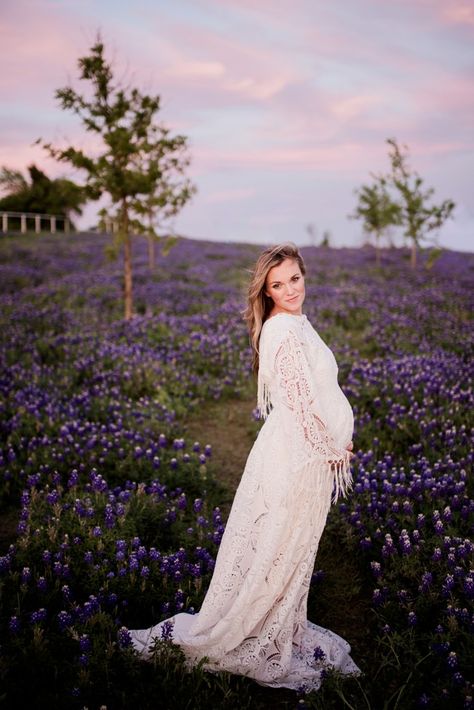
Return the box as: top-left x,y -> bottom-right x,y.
274,330 -> 352,502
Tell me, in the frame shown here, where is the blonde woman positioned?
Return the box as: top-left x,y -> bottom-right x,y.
131,243 -> 360,691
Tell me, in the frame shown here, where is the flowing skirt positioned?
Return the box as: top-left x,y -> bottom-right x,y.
130,411 -> 361,691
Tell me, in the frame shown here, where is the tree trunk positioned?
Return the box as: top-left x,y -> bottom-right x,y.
411,240 -> 417,268
148,234 -> 155,270
123,202 -> 133,320
375,231 -> 381,267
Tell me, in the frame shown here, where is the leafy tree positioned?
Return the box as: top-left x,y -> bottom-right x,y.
305,223 -> 317,247
0,167 -> 28,196
350,177 -> 401,266
130,131 -> 196,270
386,138 -> 455,268
0,164 -> 85,227
320,230 -> 331,248
42,37 -> 196,318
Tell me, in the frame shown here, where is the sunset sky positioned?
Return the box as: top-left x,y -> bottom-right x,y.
1,0 -> 473,251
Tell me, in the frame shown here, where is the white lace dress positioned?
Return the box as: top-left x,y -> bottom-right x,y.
130,313 -> 361,691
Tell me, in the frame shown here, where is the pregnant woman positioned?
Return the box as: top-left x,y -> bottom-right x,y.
130,243 -> 361,691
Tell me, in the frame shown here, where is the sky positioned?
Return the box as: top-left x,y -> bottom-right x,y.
1,0 -> 473,251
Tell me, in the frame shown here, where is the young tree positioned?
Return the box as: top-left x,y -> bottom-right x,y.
130,129 -> 196,270
350,177 -> 401,266
320,230 -> 331,248
305,223 -> 317,247
42,38 -> 196,318
386,138 -> 455,268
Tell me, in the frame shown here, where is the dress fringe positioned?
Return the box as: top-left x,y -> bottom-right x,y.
257,370 -> 272,419
330,452 -> 353,504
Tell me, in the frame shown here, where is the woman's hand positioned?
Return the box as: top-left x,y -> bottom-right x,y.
345,441 -> 355,459
328,441 -> 355,467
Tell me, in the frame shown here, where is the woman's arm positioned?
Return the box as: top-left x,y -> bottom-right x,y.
274,329 -> 353,500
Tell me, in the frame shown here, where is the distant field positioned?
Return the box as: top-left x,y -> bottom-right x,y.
0,232 -> 473,709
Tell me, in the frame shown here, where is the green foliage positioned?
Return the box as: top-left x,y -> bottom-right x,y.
350,178 -> 400,264
351,139 -> 455,268
0,164 -> 85,225
41,36 -> 196,318
385,139 -> 455,267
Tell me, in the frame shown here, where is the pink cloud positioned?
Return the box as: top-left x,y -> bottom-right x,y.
193,142 -> 365,171
165,60 -> 226,79
442,2 -> 474,26
203,187 -> 256,204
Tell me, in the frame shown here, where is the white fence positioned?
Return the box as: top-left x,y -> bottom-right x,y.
0,211 -> 70,234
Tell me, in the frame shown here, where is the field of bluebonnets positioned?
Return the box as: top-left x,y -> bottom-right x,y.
0,231 -> 473,709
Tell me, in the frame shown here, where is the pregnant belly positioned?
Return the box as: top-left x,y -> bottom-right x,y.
317,387 -> 354,449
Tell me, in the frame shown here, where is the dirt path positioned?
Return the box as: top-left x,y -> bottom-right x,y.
183,393 -> 258,508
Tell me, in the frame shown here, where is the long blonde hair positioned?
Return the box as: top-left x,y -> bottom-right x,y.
243,243 -> 306,373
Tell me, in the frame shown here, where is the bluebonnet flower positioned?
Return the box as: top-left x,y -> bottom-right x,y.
57,610 -> 73,630
46,489 -> 60,505
313,646 -> 326,663
68,469 -> 79,487
417,693 -> 430,707
79,634 -> 91,652
30,608 -> 47,625
446,651 -> 458,669
129,555 -> 139,572
370,561 -> 382,578
9,616 -> 21,633
419,572 -> 433,593
372,588 -> 384,606
464,575 -> 474,598
0,555 -> 11,574
117,627 -> 132,648
161,620 -> 174,640
193,499 -> 204,513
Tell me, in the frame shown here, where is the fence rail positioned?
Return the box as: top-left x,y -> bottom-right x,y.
0,211 -> 70,234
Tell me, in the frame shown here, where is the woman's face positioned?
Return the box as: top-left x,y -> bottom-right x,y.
265,258 -> 305,316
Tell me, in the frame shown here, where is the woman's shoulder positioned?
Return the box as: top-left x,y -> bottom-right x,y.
262,313 -> 307,332
260,313 -> 307,346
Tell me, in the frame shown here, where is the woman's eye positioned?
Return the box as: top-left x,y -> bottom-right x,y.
292,276 -> 300,282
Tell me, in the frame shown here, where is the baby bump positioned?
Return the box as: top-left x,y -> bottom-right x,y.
314,387 -> 354,449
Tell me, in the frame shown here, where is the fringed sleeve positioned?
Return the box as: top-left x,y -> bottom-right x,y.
273,329 -> 353,504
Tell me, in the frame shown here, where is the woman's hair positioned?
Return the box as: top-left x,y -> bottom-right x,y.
243,242 -> 306,373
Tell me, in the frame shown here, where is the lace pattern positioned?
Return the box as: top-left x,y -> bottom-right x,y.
130,313 -> 360,690
259,319 -> 353,503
